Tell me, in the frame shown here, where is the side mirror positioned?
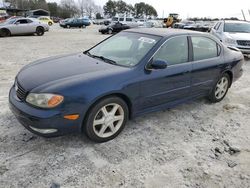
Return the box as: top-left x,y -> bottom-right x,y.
15,22 -> 20,25
150,60 -> 168,70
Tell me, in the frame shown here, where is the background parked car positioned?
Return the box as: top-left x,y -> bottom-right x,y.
142,20 -> 163,28
38,16 -> 54,26
99,22 -> 130,34
0,17 -> 49,37
210,20 -> 250,56
51,16 -> 62,23
60,18 -> 90,28
174,20 -> 195,29
183,21 -> 210,32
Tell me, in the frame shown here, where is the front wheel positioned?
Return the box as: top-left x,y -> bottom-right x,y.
0,29 -> 11,37
84,97 -> 129,142
108,29 -> 112,34
209,73 -> 230,103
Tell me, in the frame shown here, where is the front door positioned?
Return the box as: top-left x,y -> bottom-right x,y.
139,36 -> 192,110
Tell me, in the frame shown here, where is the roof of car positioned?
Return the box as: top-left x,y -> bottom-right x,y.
125,28 -> 203,37
223,20 -> 249,24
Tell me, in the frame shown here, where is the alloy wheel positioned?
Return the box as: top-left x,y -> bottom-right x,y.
215,76 -> 229,99
93,103 -> 124,138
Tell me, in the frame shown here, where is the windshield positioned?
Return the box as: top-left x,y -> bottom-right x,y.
87,32 -> 161,67
3,18 -> 16,24
224,22 -> 250,33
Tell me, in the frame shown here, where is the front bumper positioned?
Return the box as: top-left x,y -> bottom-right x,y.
9,86 -> 81,137
238,48 -> 250,55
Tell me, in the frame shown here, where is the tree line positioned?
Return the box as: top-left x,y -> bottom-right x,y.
4,0 -> 158,19
103,0 -> 157,18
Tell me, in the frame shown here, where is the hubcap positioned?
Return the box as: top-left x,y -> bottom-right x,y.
93,103 -> 124,138
215,77 -> 229,99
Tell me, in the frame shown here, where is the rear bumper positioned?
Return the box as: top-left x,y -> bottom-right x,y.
9,86 -> 81,137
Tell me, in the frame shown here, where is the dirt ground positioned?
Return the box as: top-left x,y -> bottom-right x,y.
0,25 -> 250,188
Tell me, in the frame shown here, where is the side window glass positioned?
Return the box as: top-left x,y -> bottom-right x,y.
215,22 -> 221,30
192,37 -> 218,61
213,23 -> 219,29
218,23 -> 223,31
154,36 -> 188,65
16,19 -> 28,24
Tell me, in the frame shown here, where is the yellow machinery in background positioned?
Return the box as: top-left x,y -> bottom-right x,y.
164,13 -> 181,28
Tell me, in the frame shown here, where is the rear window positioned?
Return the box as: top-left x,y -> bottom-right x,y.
192,37 -> 219,61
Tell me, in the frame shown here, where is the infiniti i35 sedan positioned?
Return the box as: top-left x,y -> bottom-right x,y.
0,17 -> 49,37
9,28 -> 244,142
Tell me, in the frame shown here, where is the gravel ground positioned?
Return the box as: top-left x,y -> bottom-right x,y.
0,25 -> 250,188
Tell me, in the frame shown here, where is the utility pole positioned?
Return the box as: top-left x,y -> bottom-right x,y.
241,9 -> 246,21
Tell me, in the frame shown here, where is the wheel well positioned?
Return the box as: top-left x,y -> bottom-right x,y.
81,93 -> 133,131
1,28 -> 10,33
224,71 -> 233,87
36,26 -> 44,30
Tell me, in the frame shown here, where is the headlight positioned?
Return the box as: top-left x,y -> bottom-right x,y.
224,38 -> 237,45
26,93 -> 64,108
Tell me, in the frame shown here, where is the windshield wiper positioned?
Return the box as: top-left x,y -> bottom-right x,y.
83,51 -> 117,65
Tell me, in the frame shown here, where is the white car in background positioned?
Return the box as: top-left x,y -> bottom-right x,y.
210,20 -> 250,56
0,17 -> 49,37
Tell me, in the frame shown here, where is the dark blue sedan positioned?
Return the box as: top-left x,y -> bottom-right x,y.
9,28 -> 244,142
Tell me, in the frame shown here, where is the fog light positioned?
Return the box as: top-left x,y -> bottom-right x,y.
29,126 -> 57,134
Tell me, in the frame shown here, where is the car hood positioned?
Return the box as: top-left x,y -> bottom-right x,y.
17,53 -> 127,91
0,23 -> 9,27
225,32 -> 250,40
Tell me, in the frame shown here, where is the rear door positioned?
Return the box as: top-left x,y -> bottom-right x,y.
190,36 -> 223,96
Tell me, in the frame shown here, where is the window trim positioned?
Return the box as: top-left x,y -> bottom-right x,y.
190,35 -> 222,62
145,35 -> 190,70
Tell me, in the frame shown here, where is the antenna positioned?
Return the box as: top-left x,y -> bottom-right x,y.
241,9 -> 246,21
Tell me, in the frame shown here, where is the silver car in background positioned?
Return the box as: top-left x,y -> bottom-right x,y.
210,20 -> 250,56
0,17 -> 49,37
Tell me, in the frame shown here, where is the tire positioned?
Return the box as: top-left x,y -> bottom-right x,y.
108,29 -> 112,34
84,97 -> 129,142
209,73 -> 230,103
0,28 -> 11,37
36,27 -> 44,36
48,22 -> 53,26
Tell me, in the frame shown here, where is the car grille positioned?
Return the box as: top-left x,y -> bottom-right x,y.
237,40 -> 250,47
16,81 -> 27,101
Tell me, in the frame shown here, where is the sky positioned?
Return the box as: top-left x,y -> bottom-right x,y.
47,0 -> 250,20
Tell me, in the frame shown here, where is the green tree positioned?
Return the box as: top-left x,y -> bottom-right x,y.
134,2 -> 157,17
47,2 -> 58,17
96,12 -> 102,19
103,0 -> 117,17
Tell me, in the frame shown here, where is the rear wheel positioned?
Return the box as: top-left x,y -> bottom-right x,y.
48,22 -> 53,26
36,27 -> 44,36
84,97 -> 128,142
209,73 -> 230,103
0,28 -> 11,37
